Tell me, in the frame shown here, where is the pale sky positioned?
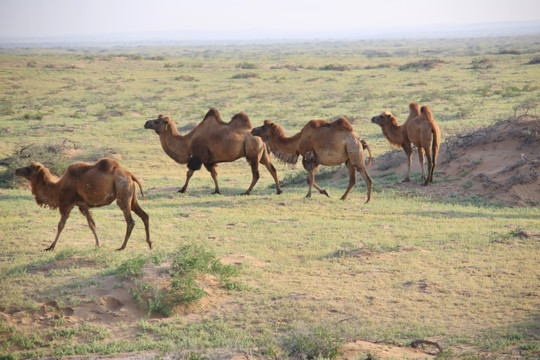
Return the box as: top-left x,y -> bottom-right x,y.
1,0 -> 539,39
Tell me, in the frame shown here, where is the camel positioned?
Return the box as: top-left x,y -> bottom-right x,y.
371,102 -> 440,185
15,158 -> 151,251
144,108 -> 282,195
251,118 -> 373,202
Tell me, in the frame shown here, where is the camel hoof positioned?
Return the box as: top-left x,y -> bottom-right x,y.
45,247 -> 54,251
178,188 -> 187,194
276,190 -> 283,195
115,247 -> 126,251
321,190 -> 329,197
340,196 -> 347,201
401,178 -> 410,183
240,192 -> 250,196
147,242 -> 153,249
212,191 -> 221,195
305,193 -> 312,198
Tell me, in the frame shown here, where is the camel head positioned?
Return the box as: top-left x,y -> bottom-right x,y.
371,111 -> 396,127
15,162 -> 47,180
251,120 -> 277,139
144,114 -> 173,134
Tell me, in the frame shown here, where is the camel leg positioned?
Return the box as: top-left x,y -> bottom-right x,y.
204,163 -> 220,194
47,205 -> 74,251
402,143 -> 413,182
423,145 -> 433,186
242,158 -> 260,195
131,195 -> 151,249
179,169 -> 195,193
259,150 -> 282,194
305,165 -> 328,198
340,161 -> 357,201
417,147 -> 426,180
115,181 -> 135,251
79,207 -> 100,248
356,161 -> 373,204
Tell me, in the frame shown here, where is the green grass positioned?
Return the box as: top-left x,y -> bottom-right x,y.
0,35 -> 539,359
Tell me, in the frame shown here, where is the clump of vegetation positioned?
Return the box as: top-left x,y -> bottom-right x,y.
116,245 -> 241,317
399,58 -> 445,71
319,64 -> 350,71
236,62 -> 258,69
283,325 -> 343,360
0,143 -> 71,188
527,56 -> 540,65
471,58 -> 494,70
232,72 -> 258,79
498,48 -> 522,55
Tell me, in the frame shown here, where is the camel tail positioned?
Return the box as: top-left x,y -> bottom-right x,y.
131,173 -> 147,200
359,138 -> 372,167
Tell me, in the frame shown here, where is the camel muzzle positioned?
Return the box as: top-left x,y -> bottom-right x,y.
15,167 -> 30,177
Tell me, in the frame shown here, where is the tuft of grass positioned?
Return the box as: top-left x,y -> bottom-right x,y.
399,58 -> 445,71
283,324 -> 343,360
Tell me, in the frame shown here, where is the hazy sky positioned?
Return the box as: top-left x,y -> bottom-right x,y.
1,0 -> 539,39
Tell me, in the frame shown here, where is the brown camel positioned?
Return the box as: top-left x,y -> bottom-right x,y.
371,102 -> 441,185
15,158 -> 151,251
251,118 -> 373,202
144,108 -> 282,195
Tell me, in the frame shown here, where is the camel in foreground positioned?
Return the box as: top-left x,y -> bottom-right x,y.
15,158 -> 151,251
144,108 -> 282,195
371,103 -> 441,185
251,118 -> 373,202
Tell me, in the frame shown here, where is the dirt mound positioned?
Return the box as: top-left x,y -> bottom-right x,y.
370,115 -> 540,206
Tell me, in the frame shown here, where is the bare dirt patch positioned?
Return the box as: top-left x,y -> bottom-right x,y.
369,115 -> 540,206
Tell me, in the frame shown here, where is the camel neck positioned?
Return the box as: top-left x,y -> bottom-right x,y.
381,120 -> 404,148
32,173 -> 60,209
158,126 -> 192,164
266,131 -> 301,164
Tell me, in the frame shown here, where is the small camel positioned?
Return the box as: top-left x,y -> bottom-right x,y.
251,118 -> 373,202
371,103 -> 441,185
144,108 -> 282,195
15,158 -> 151,251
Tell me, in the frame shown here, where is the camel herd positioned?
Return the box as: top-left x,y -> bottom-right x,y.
16,102 -> 440,251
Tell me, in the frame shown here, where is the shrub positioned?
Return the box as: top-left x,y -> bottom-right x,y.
471,58 -> 494,70
319,64 -> 350,71
0,144 -> 70,188
232,72 -> 258,79
527,56 -> 540,65
283,325 -> 343,359
399,58 -> 445,71
236,62 -> 258,69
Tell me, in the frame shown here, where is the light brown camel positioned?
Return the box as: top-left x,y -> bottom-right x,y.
251,118 -> 373,202
371,102 -> 441,185
144,108 -> 282,195
15,158 -> 151,251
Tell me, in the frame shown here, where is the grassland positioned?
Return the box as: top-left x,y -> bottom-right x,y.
0,35 -> 539,359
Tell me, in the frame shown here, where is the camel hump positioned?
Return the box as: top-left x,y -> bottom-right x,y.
308,117 -> 353,132
230,112 -> 253,129
94,158 -> 121,173
203,107 -> 225,124
409,102 -> 421,116
421,105 -> 433,118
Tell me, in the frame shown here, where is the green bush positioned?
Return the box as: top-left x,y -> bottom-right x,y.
283,325 -> 343,359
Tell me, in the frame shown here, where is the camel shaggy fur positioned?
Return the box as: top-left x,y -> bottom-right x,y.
371,103 -> 440,185
144,108 -> 282,195
15,158 -> 151,251
251,118 -> 373,202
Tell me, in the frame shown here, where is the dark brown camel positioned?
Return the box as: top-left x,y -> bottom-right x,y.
251,118 -> 373,202
371,102 -> 440,185
15,158 -> 151,251
144,108 -> 282,195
